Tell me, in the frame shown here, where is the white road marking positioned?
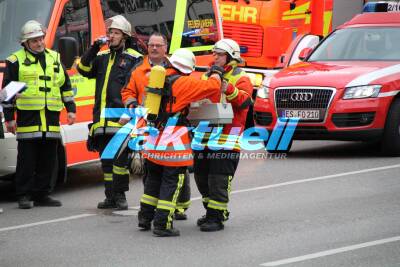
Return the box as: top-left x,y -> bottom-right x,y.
0,214 -> 96,232
112,207 -> 139,216
3,164 -> 400,232
135,164 -> 400,206
231,164 -> 400,195
260,235 -> 400,266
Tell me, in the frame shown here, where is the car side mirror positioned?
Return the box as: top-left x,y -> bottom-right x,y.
298,47 -> 313,61
58,37 -> 79,69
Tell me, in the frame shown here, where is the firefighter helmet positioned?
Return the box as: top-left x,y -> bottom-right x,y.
168,48 -> 195,74
213,38 -> 243,63
20,20 -> 45,44
106,15 -> 131,36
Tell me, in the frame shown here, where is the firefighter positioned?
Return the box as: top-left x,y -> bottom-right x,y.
77,15 -> 143,210
119,32 -> 191,220
2,20 -> 76,209
194,38 -> 253,232
136,48 -> 223,237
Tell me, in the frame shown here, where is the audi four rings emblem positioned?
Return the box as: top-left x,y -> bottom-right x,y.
290,92 -> 313,101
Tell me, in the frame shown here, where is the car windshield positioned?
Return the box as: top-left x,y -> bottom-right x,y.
0,0 -> 53,60
308,27 -> 400,61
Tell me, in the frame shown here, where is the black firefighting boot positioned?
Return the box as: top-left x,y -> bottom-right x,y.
200,220 -> 224,232
200,209 -> 224,232
138,212 -> 152,231
33,196 -> 62,207
197,215 -> 207,226
153,227 -> 180,237
197,211 -> 229,226
114,192 -> 128,210
97,182 -> 116,209
173,208 -> 187,220
18,196 -> 33,209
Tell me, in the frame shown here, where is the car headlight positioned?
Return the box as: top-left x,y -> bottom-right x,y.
256,85 -> 270,99
343,85 -> 381,99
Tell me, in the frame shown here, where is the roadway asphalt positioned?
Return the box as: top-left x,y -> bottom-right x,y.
0,140 -> 399,267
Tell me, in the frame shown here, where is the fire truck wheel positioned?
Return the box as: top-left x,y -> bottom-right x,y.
381,98 -> 400,156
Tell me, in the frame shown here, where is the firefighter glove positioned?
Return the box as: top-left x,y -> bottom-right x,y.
208,65 -> 225,80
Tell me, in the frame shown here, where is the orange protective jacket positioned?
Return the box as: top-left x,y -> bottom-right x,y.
201,61 -> 253,151
121,56 -> 152,107
125,67 -> 221,166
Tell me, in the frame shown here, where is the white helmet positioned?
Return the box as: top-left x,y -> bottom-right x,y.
20,20 -> 45,44
168,48 -> 196,74
106,15 -> 131,36
213,38 -> 243,63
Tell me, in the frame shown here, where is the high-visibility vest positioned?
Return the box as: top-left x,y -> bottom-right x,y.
199,63 -> 246,151
14,49 -> 66,111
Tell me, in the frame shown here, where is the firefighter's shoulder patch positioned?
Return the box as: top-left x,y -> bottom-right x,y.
6,55 -> 18,63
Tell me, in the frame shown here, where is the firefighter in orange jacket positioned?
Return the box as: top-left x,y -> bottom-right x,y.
136,48 -> 223,237
120,32 -> 191,220
194,39 -> 253,232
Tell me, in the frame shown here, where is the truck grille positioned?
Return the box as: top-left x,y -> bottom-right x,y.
274,87 -> 335,123
222,22 -> 263,57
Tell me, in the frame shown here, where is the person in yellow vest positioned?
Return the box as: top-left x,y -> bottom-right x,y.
77,15 -> 143,210
2,20 -> 76,209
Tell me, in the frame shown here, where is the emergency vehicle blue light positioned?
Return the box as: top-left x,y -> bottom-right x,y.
240,46 -> 248,53
363,2 -> 389,12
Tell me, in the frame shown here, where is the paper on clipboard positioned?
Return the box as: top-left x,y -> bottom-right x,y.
3,81 -> 26,101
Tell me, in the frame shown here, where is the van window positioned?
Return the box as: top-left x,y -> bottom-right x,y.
101,0 -> 218,54
53,0 -> 90,56
0,0 -> 53,59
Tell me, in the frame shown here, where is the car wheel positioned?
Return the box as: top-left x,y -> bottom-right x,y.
265,139 -> 293,154
381,98 -> 400,156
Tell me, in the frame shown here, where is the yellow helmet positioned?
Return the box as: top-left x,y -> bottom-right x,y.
20,20 -> 45,44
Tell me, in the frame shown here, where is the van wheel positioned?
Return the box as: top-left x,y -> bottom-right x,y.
381,98 -> 400,156
53,142 -> 67,187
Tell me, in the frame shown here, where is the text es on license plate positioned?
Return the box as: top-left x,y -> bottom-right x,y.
281,110 -> 320,120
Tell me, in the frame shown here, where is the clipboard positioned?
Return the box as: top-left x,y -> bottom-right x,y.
3,81 -> 26,101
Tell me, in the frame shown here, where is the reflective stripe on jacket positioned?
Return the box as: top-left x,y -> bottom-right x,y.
77,46 -> 143,136
14,49 -> 66,111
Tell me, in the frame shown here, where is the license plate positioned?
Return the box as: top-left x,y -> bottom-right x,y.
281,110 -> 320,120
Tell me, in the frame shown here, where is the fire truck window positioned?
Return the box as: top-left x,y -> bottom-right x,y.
182,0 -> 218,50
101,0 -> 174,50
53,0 -> 90,56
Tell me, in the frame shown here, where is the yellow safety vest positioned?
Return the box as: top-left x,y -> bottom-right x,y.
14,49 -> 65,111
